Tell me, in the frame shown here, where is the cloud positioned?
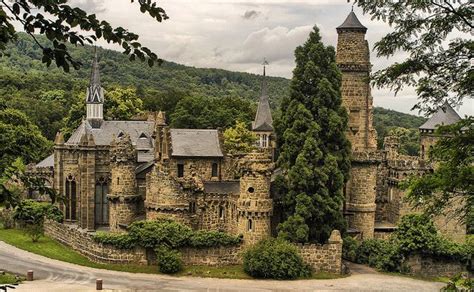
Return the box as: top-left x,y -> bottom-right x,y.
69,0 -> 106,13
227,25 -> 313,64
242,10 -> 261,20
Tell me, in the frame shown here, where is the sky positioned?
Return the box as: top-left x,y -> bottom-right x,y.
61,1 -> 473,116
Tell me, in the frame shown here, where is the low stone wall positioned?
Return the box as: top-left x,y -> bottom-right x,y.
44,220 -> 147,265
407,254 -> 467,278
296,230 -> 343,274
45,221 -> 343,274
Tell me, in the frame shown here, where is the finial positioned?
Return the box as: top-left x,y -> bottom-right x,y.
262,58 -> 269,77
351,3 -> 354,12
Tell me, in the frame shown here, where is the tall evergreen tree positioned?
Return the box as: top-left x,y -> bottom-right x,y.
275,27 -> 351,243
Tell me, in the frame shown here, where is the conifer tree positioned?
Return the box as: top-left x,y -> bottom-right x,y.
275,27 -> 351,243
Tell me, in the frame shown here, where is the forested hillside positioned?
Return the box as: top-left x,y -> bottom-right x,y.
1,33 -> 426,166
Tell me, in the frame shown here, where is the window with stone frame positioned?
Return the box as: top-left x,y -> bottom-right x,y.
211,162 -> 218,178
219,206 -> 225,220
65,175 -> 77,221
177,163 -> 184,178
247,219 -> 253,232
95,177 -> 109,225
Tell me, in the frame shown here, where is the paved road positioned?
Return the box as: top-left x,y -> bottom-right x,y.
0,241 -> 444,291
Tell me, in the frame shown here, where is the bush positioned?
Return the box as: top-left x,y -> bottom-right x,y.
155,246 -> 183,274
189,230 -> 242,248
13,200 -> 63,242
356,239 -> 403,272
395,214 -> 439,254
92,232 -> 136,249
128,219 -> 193,249
342,235 -> 358,262
243,238 -> 310,280
0,208 -> 14,229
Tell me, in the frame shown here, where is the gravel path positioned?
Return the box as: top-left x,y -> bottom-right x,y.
0,241 -> 444,291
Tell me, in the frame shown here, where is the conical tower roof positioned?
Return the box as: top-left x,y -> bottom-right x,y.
252,62 -> 273,132
419,101 -> 462,130
337,11 -> 367,33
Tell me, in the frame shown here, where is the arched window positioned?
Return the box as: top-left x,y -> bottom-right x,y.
211,162 -> 218,178
247,219 -> 253,232
262,134 -> 268,148
219,206 -> 225,219
95,177 -> 109,226
65,175 -> 77,221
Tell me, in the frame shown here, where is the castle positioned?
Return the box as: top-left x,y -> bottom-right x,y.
30,11 -> 466,244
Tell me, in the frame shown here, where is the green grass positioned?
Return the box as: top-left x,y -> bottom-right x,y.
0,272 -> 23,284
0,228 -> 344,280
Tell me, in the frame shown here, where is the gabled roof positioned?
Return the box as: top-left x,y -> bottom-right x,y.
337,11 -> 367,33
419,102 -> 462,130
170,129 -> 223,157
36,154 -> 54,168
252,66 -> 273,132
66,120 -> 155,147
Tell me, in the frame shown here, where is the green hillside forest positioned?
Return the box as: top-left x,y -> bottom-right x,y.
1,33 -> 425,164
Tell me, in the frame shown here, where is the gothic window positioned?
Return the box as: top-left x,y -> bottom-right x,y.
65,175 -> 77,221
95,177 -> 109,225
211,162 -> 218,178
177,163 -> 184,178
189,202 -> 196,213
219,206 -> 225,219
262,134 -> 268,148
247,219 -> 253,232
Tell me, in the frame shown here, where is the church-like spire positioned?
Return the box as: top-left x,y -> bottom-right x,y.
252,59 -> 273,132
86,47 -> 104,104
86,47 -> 104,128
337,10 -> 367,33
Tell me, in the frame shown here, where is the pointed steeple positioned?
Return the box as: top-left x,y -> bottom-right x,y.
86,47 -> 104,128
252,59 -> 273,132
86,47 -> 104,104
419,101 -> 461,131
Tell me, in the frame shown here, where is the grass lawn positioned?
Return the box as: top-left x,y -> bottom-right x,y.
0,272 -> 23,284
0,228 -> 343,280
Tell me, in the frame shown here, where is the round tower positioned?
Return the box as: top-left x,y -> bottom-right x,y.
237,151 -> 273,245
108,134 -> 139,231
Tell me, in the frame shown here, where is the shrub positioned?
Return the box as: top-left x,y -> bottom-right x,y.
356,239 -> 403,272
395,214 -> 439,255
189,230 -> 242,248
243,238 -> 310,280
155,246 -> 183,274
342,235 -> 358,262
13,200 -> 63,242
128,219 -> 192,249
92,232 -> 136,249
0,208 -> 14,229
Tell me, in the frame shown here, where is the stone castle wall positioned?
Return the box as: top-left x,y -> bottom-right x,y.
406,254 -> 468,278
44,220 -> 147,265
45,221 -> 342,274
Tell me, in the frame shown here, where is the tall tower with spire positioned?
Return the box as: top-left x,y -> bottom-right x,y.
336,10 -> 377,152
252,60 -> 274,156
86,48 -> 104,128
337,10 -> 380,240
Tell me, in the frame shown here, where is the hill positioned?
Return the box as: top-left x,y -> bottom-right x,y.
1,33 -> 425,154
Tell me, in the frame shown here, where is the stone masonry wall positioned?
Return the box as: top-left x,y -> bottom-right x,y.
45,221 -> 343,274
44,220 -> 147,265
407,254 -> 468,278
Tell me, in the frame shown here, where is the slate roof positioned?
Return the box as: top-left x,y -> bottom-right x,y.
419,102 -> 461,130
36,154 -> 54,168
252,69 -> 273,132
337,11 -> 367,32
203,181 -> 240,194
66,120 -> 155,146
170,129 -> 223,157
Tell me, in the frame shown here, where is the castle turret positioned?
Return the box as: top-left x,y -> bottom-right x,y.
86,48 -> 104,129
337,10 -> 380,240
108,134 -> 139,231
336,10 -> 377,152
252,60 -> 275,157
237,152 -> 273,245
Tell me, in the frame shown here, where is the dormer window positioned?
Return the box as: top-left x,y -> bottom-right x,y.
139,132 -> 147,139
